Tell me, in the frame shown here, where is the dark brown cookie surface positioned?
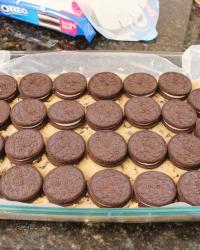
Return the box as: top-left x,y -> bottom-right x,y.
124,97 -> 161,128
177,171 -> 200,206
88,72 -> 123,100
187,89 -> 200,116
19,73 -> 53,101
5,129 -> 44,164
87,130 -> 127,167
54,72 -> 87,99
128,131 -> 167,169
134,171 -> 176,207
0,100 -> 10,129
0,134 -> 5,158
194,120 -> 200,138
46,131 -> 85,165
43,166 -> 86,205
47,100 -> 85,130
158,72 -> 192,99
86,100 -> 123,130
162,100 -> 197,133
124,73 -> 157,97
88,169 -> 132,207
0,75 -> 18,101
0,165 -> 43,202
168,134 -> 200,170
11,99 -> 47,130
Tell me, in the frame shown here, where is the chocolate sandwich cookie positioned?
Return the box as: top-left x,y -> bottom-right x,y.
194,120 -> 200,138
177,171 -> 200,206
46,131 -> 85,165
0,134 -> 5,158
134,171 -> 176,207
88,72 -> 123,100
0,165 -> 43,202
88,169 -> 132,208
128,131 -> 167,169
162,100 -> 197,133
86,100 -> 123,130
168,134 -> 200,170
54,72 -> 87,99
47,100 -> 85,130
87,130 -> 127,167
0,75 -> 18,102
19,73 -> 53,101
124,97 -> 161,128
10,99 -> 47,130
158,72 -> 192,99
5,129 -> 44,164
124,73 -> 157,97
43,166 -> 86,205
0,100 -> 10,129
187,89 -> 200,116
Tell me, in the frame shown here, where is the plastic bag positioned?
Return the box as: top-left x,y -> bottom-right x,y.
77,0 -> 159,41
182,45 -> 200,81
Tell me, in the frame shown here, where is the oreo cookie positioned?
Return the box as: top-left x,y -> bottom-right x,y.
124,97 -> 161,128
88,169 -> 132,207
5,129 -> 44,164
162,100 -> 197,133
19,73 -> 53,101
54,72 -> 87,99
10,99 -> 47,130
88,72 -> 123,100
43,166 -> 86,205
47,100 -> 85,130
0,100 -> 10,130
168,134 -> 200,170
128,131 -> 167,169
46,131 -> 85,166
177,171 -> 200,206
0,165 -> 43,202
0,75 -> 18,102
158,72 -> 192,99
86,100 -> 123,130
134,171 -> 177,207
124,73 -> 157,97
87,130 -> 127,167
187,89 -> 200,116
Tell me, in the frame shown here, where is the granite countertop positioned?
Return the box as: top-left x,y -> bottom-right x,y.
1,1 -> 200,249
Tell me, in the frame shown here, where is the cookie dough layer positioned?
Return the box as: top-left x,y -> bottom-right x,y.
1,76 -> 200,208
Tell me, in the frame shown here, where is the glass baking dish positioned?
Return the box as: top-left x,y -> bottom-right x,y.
0,50 -> 199,223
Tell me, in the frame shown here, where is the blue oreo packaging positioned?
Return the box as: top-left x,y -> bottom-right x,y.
0,0 -> 96,42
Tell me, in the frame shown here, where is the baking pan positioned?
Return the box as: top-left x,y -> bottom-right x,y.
0,50 -> 199,223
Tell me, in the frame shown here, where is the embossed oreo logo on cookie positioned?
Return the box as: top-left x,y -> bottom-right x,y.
0,5 -> 28,15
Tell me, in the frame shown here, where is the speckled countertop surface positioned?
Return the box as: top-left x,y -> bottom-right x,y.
1,1 -> 200,249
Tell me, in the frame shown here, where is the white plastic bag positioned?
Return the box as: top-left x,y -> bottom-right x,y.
77,0 -> 159,41
182,45 -> 200,81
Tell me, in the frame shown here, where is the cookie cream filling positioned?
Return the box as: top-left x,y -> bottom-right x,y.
159,89 -> 186,99
55,91 -> 82,98
17,118 -> 45,129
132,120 -> 157,126
53,118 -> 83,127
128,90 -> 156,98
163,120 -> 191,131
135,159 -> 161,166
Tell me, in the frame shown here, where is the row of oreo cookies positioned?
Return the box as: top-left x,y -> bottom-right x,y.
0,71 -> 197,102
1,96 -> 200,133
1,165 -> 200,207
1,129 -> 200,171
